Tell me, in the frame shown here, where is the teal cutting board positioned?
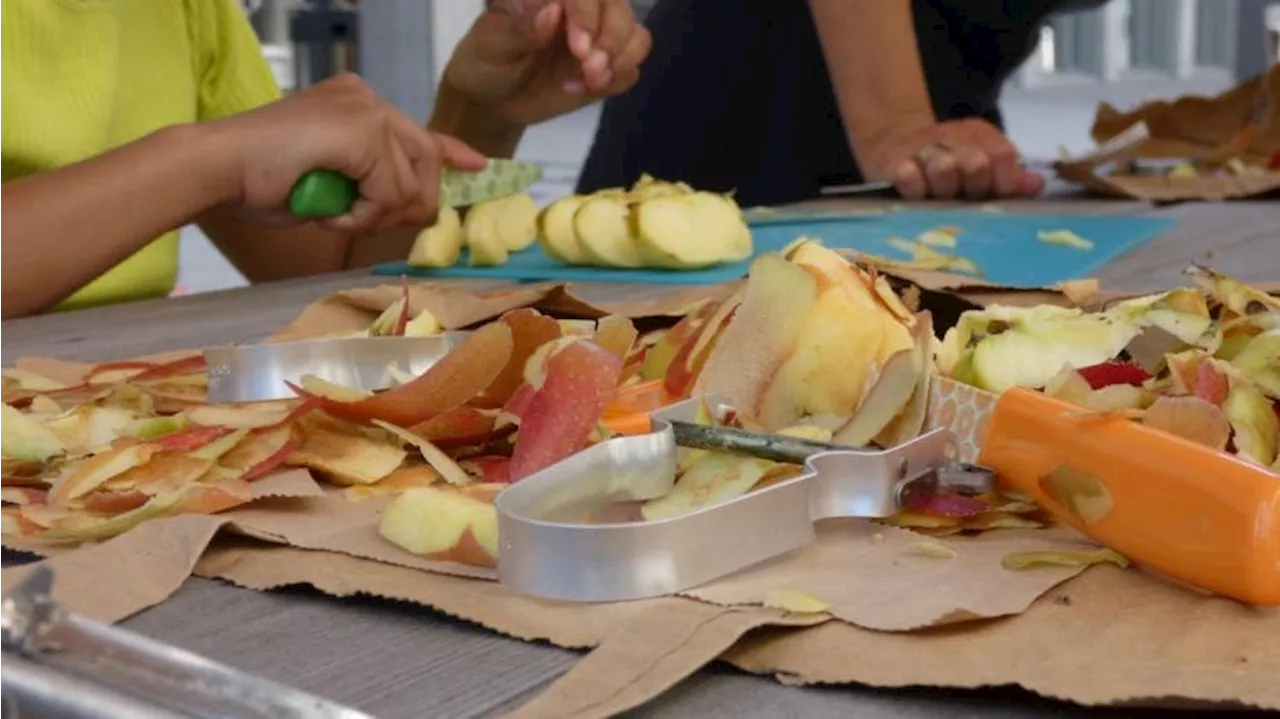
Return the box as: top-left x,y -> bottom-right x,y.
373,210 -> 1175,287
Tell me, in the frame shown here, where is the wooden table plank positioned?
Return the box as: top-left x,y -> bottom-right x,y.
3,196 -> 1277,719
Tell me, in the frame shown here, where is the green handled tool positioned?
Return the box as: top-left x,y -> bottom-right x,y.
287,159 -> 543,218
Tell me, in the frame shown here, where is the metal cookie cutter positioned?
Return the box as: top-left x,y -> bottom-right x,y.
495,397 -> 994,603
1,566 -> 373,719
204,334 -> 470,403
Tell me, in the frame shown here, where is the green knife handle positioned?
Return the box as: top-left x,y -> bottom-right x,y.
289,170 -> 359,218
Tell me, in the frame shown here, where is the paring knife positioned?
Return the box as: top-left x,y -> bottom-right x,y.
288,158 -> 542,218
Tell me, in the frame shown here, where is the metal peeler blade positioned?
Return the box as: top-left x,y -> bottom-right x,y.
204,334 -> 470,404
1,566 -> 374,719
495,397 -> 993,603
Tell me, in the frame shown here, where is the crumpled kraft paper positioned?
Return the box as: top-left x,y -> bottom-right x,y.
1058,66 -> 1280,201
724,566 -> 1280,711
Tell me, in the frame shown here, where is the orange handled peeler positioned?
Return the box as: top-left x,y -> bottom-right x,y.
980,388 -> 1280,606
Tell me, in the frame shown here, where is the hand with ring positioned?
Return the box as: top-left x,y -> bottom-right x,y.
856,117 -> 1045,200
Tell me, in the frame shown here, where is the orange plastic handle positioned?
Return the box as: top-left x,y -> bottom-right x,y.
979,388 -> 1280,605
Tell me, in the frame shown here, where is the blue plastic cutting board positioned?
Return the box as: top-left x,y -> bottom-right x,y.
373,210 -> 1174,287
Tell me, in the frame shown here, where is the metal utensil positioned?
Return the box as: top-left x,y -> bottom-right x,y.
2,566 -> 374,719
289,158 -> 542,218
204,334 -> 469,403
494,397 -> 992,603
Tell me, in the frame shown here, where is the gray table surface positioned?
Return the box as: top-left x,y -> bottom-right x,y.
3,196 -> 1278,719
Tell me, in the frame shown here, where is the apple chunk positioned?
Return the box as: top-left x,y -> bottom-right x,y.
408,205 -> 464,268
509,340 -> 624,481
379,484 -> 504,567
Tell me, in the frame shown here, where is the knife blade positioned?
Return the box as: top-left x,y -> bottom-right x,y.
288,158 -> 542,218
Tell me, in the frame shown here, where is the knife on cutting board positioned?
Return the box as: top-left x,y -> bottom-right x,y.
288,158 -> 542,218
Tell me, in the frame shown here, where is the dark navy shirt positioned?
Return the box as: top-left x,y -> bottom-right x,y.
578,0 -> 1111,206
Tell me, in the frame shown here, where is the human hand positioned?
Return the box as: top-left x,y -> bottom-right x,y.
442,0 -> 652,126
212,73 -> 487,233
856,118 -> 1045,200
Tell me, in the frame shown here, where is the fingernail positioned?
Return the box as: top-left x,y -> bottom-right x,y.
586,49 -> 609,74
570,28 -> 593,57
563,77 -> 586,94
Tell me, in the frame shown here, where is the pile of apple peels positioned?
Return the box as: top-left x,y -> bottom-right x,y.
381,241 -> 1058,569
0,354 -> 300,543
0,306 -> 657,553
938,266 -> 1280,471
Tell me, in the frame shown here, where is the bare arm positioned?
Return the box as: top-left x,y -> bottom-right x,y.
808,0 -> 935,157
428,80 -> 526,159
0,125 -> 235,319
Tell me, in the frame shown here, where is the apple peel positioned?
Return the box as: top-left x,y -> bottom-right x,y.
372,419 -> 471,486
290,322 -> 514,427
509,340 -> 623,482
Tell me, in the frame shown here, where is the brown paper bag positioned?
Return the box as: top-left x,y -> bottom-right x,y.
1058,66 -> 1280,201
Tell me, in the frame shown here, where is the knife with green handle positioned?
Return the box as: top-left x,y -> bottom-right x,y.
288,158 -> 542,218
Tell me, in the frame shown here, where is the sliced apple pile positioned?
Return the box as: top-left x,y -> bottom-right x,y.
538,174 -> 753,270
406,193 -> 539,270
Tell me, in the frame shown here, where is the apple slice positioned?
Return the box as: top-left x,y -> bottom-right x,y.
641,454 -> 769,521
464,211 -> 511,267
49,444 -> 157,505
218,423 -> 299,481
537,195 -> 590,264
632,192 -> 748,268
379,484 -> 503,567
574,195 -> 643,268
509,340 -> 624,481
43,405 -> 140,455
1,487 -> 47,506
695,254 -> 819,419
290,322 -> 514,427
287,421 -> 406,486
408,205 -> 465,268
468,193 -> 539,252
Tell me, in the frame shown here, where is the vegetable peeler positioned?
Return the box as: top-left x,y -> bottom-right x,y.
2,566 -> 374,719
494,397 -> 994,602
204,334 -> 470,403
288,158 -> 542,218
980,388 -> 1280,606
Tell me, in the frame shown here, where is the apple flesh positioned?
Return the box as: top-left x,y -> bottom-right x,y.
408,205 -> 464,268
2,404 -> 66,463
379,484 -> 505,568
537,195 -> 589,264
641,453 -> 769,521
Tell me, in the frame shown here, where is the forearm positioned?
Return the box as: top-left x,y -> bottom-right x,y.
198,216 -> 416,281
0,125 -> 233,319
809,0 -> 935,149
428,81 -> 526,158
